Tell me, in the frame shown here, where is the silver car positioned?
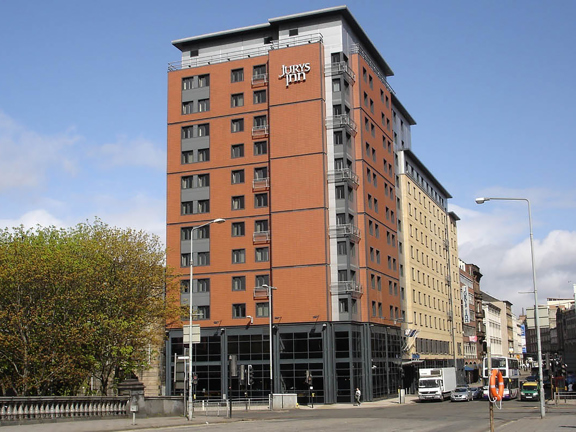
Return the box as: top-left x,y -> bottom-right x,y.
451,386 -> 473,402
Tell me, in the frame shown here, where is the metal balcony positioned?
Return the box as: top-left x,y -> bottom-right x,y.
327,168 -> 359,189
252,177 -> 270,191
252,73 -> 268,86
326,115 -> 357,136
253,230 -> 270,243
330,281 -> 363,298
330,223 -> 360,243
252,125 -> 269,138
253,286 -> 270,299
324,62 -> 356,83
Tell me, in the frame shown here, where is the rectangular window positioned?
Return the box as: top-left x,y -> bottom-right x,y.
181,176 -> 193,189
289,28 -> 298,36
182,150 -> 194,164
182,126 -> 194,139
197,148 -> 209,162
253,90 -> 267,104
336,185 -> 345,199
254,141 -> 267,155
255,247 -> 269,262
181,201 -> 193,215
337,241 -> 346,255
197,200 -> 209,213
197,174 -> 209,187
332,79 -> 341,92
196,306 -> 209,320
195,278 -> 210,293
198,99 -> 209,112
231,93 -> 244,108
231,169 -> 245,184
256,302 -> 269,318
339,299 -> 349,313
182,102 -> 193,115
231,144 -> 244,158
197,123 -> 210,137
254,166 -> 268,180
232,303 -> 246,318
196,252 -> 209,266
255,274 -> 269,287
378,303 -> 382,318
195,225 -> 209,239
181,253 -> 190,267
198,74 -> 209,87
231,222 -> 245,237
232,195 -> 245,210
182,77 -> 194,90
232,276 -> 246,291
255,193 -> 268,208
255,219 -> 269,232
253,64 -> 267,77
231,68 -> 244,82
334,131 -> 343,145
253,115 -> 267,128
232,249 -> 246,264
231,118 -> 244,133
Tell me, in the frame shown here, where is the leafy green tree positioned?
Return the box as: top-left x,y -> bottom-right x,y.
0,220 -> 171,396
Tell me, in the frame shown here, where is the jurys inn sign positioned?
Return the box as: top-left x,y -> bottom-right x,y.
279,63 -> 311,87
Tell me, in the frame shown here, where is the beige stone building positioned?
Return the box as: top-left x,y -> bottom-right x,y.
395,147 -> 463,376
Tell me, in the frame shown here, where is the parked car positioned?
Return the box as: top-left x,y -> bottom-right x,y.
451,386 -> 473,402
469,386 -> 483,399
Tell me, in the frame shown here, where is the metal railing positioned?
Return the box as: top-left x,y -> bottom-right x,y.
326,115 -> 357,135
330,281 -> 363,297
330,223 -> 361,242
252,177 -> 270,190
325,62 -> 356,82
194,397 -> 270,417
168,34 -> 323,71
252,125 -> 269,137
328,168 -> 359,188
252,73 -> 268,86
554,391 -> 576,404
253,230 -> 271,243
0,396 -> 129,422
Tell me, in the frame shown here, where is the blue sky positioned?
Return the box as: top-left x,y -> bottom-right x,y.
1,0 -> 575,315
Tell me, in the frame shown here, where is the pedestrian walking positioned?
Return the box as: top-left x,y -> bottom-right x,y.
355,387 -> 361,406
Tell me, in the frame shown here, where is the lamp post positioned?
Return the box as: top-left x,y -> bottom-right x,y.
475,197 -> 545,418
262,284 -> 277,404
187,217 -> 225,421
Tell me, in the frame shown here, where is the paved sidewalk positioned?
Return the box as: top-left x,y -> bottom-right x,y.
2,395 -> 574,432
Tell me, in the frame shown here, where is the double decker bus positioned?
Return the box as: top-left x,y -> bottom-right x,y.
482,356 -> 520,400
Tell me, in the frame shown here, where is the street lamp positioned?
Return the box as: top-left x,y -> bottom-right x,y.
475,197 -> 545,418
187,217 -> 225,421
262,284 -> 277,403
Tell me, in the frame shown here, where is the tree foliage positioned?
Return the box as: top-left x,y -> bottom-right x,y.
0,220 -> 172,396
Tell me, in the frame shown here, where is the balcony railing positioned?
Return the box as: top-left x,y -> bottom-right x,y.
252,73 -> 268,86
252,177 -> 270,191
327,168 -> 359,189
168,33 -> 323,71
330,281 -> 363,298
253,231 -> 270,243
326,115 -> 357,136
330,223 -> 360,242
324,62 -> 356,83
253,286 -> 270,299
252,125 -> 269,138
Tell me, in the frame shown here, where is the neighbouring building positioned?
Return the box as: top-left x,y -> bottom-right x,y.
165,6 -> 459,403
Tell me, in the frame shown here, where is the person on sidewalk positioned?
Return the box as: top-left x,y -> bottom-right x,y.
355,387 -> 361,406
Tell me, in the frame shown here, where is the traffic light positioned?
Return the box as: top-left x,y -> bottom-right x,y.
192,374 -> 198,385
247,364 -> 254,386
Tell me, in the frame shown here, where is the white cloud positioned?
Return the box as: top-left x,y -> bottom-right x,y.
0,111 -> 80,191
0,209 -> 64,229
96,135 -> 165,170
457,200 -> 576,315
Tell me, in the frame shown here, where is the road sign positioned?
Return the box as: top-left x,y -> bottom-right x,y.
183,324 -> 201,344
